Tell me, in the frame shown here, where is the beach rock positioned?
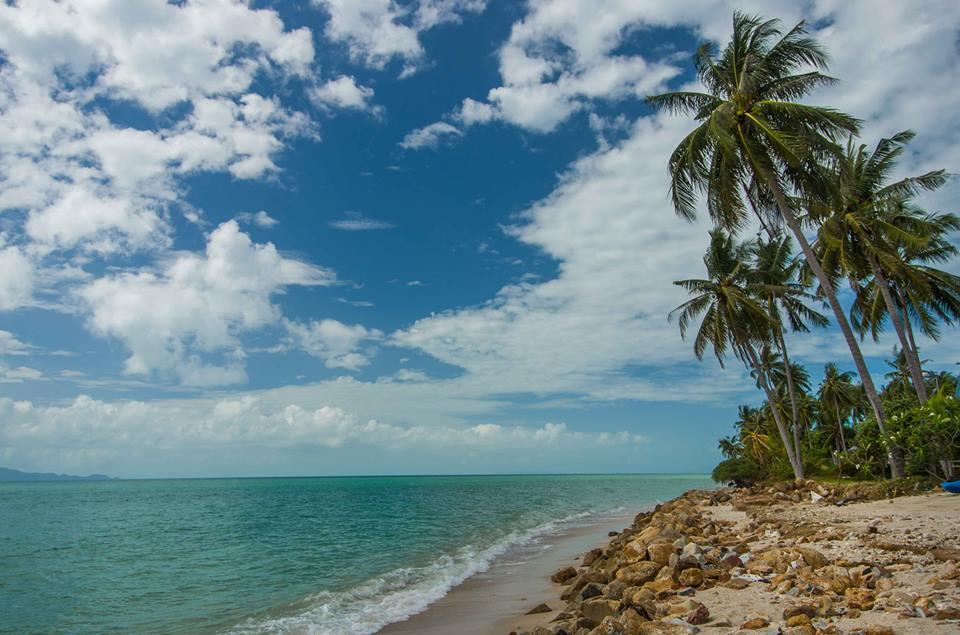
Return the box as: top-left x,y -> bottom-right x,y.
580,598 -> 622,624
604,580 -> 629,600
588,616 -> 628,635
619,608 -> 649,634
795,547 -> 828,570
527,603 -> 553,614
617,562 -> 663,585
934,603 -> 960,620
863,627 -> 894,635
739,616 -> 770,629
685,603 -> 709,625
577,582 -> 606,603
648,543 -> 675,566
677,568 -> 703,588
553,566 -> 579,584
723,577 -> 751,590
584,549 -> 603,566
785,614 -> 812,627
933,548 -> 960,562
782,603 -> 817,620
844,587 -> 876,610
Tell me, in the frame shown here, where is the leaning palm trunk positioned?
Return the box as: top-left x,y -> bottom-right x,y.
740,343 -> 804,479
867,256 -> 928,403
833,398 -> 848,453
774,327 -> 804,474
764,178 -> 905,478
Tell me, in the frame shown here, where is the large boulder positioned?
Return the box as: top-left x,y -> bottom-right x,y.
647,542 -> 676,566
552,566 -> 579,584
616,561 -> 663,585
580,597 -> 622,624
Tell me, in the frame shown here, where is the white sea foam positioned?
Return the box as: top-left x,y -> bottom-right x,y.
225,510 -> 606,635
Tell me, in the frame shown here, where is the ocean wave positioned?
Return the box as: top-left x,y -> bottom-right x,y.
224,509 -> 604,635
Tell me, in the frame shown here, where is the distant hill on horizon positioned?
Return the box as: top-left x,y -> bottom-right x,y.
0,466 -> 114,482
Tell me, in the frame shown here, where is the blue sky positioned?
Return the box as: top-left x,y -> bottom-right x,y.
0,0 -> 958,478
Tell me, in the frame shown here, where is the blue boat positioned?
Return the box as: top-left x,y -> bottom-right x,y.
943,481 -> 960,494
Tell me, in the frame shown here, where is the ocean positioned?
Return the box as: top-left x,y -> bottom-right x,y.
0,474 -> 713,634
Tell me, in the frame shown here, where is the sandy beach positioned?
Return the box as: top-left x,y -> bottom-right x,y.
381,512 -> 638,634
384,482 -> 960,635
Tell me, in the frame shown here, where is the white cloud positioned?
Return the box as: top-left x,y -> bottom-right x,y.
26,187 -> 167,255
0,393 -> 640,459
0,330 -> 32,356
237,211 -> 280,229
309,75 -> 380,113
0,247 -> 35,311
313,0 -> 486,73
0,0 -> 316,261
78,221 -> 335,386
0,365 -> 43,383
399,121 -> 462,149
329,213 -> 395,230
285,319 -> 384,370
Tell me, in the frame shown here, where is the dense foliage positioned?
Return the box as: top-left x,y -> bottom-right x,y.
647,12 -> 960,483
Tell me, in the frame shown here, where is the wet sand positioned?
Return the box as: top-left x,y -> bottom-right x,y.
380,511 -> 637,634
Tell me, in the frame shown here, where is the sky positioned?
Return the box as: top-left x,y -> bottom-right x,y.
0,0 -> 958,478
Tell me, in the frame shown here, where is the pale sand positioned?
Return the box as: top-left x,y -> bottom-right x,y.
380,512 -> 637,635
694,491 -> 960,634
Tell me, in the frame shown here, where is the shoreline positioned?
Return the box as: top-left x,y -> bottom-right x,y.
381,481 -> 960,635
380,510 -> 639,634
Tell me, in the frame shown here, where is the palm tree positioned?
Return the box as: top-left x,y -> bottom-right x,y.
849,206 -> 960,393
718,435 -> 742,460
817,362 -> 859,455
735,405 -> 772,465
671,229 -> 804,477
647,13 -> 905,476
753,234 -> 828,465
813,131 -> 951,403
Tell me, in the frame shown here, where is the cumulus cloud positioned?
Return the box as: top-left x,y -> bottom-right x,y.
0,394 -> 641,459
285,319 -> 384,370
399,121 -> 462,149
78,221 -> 335,386
313,0 -> 486,73
0,247 -> 35,311
309,75 -> 381,114
0,0 -> 316,263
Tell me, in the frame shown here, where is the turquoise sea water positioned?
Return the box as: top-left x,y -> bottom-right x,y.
0,474 -> 712,634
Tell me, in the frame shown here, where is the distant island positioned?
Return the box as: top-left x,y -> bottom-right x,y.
0,467 -> 114,482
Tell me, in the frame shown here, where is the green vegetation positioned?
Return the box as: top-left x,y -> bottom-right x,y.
647,12 -> 960,483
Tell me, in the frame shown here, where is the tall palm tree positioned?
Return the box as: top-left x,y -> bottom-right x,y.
813,131 -> 951,403
647,13 -> 905,476
671,229 -> 804,477
753,234 -> 827,465
817,362 -> 859,454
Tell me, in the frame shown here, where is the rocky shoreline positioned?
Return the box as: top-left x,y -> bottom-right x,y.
511,481 -> 960,635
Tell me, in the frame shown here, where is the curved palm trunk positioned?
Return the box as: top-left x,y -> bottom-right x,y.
867,256 -> 928,403
834,397 -> 848,453
740,343 -> 804,480
774,327 -> 804,476
763,178 -> 904,478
